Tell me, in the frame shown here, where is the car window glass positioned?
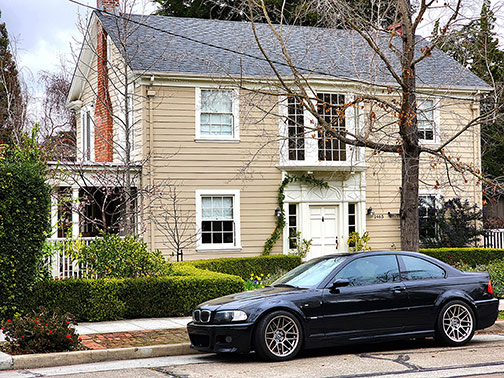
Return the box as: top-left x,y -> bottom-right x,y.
333,255 -> 400,287
273,257 -> 347,288
401,256 -> 445,280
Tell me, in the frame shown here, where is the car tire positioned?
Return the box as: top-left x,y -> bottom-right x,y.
435,300 -> 475,346
253,310 -> 303,361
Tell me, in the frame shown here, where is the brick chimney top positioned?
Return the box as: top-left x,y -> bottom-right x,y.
97,0 -> 119,12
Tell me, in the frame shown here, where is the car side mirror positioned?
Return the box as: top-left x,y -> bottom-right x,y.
330,278 -> 350,293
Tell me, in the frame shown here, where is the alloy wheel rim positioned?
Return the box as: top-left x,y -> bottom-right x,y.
442,304 -> 473,342
264,315 -> 299,357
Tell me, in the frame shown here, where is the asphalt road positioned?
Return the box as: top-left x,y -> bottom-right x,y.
3,334 -> 504,378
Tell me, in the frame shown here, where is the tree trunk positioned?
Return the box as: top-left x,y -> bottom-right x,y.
399,0 -> 420,251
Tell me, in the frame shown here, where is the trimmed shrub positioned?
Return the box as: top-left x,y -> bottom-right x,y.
75,234 -> 173,278
421,248 -> 504,267
28,279 -> 127,322
1,308 -> 81,354
25,255 -> 298,322
28,269 -> 244,321
183,255 -> 302,280
0,139 -> 51,320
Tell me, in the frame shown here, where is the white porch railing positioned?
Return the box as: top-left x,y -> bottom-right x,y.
483,229 -> 504,249
45,237 -> 96,279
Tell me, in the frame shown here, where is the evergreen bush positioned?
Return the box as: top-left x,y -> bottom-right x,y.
0,136 -> 51,320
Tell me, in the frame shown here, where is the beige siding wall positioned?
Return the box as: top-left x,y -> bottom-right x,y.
143,85 -> 282,260
365,97 -> 481,250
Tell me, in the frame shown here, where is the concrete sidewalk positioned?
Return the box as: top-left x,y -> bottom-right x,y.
77,316 -> 192,335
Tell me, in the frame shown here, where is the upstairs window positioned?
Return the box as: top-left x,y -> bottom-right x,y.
287,97 -> 305,161
317,93 -> 346,161
196,88 -> 239,141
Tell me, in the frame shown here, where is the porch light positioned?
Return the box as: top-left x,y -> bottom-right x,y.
367,207 -> 374,216
275,208 -> 282,219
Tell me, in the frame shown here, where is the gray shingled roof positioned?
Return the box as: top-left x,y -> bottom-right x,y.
96,11 -> 490,90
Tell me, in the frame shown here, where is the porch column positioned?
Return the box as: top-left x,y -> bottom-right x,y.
50,193 -> 58,238
72,187 -> 79,238
50,193 -> 59,278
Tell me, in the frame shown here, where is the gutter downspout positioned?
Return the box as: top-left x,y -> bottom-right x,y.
147,88 -> 156,250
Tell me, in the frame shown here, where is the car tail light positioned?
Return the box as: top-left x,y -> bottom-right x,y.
488,280 -> 494,294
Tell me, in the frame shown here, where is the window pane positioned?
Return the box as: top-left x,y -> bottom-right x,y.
213,232 -> 222,244
202,232 -> 211,244
202,221 -> 212,232
335,255 -> 400,286
223,232 -> 234,243
223,221 -> 233,231
402,256 -> 445,280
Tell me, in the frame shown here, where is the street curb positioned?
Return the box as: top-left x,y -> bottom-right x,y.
0,352 -> 12,370
2,343 -> 198,370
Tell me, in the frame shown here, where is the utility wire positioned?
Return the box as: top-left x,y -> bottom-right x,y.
68,0 -> 488,101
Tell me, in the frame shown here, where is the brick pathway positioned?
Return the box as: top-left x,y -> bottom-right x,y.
79,328 -> 189,350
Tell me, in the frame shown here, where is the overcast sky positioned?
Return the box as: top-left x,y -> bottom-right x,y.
1,0 -> 157,91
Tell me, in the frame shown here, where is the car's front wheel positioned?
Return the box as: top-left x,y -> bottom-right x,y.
254,310 -> 303,361
436,300 -> 475,346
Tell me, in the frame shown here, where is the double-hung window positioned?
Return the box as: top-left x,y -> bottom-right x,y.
417,100 -> 438,143
418,194 -> 438,239
317,93 -> 346,161
287,97 -> 305,161
196,88 -> 239,141
196,190 -> 241,251
81,105 -> 94,161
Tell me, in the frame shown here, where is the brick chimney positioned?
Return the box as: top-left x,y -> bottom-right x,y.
94,0 -> 119,162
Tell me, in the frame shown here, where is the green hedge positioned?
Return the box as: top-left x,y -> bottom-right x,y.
182,255 -> 302,280
26,255 -> 301,322
28,268 -> 244,322
421,248 -> 504,267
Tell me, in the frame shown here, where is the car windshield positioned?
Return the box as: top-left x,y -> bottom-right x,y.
272,256 -> 348,288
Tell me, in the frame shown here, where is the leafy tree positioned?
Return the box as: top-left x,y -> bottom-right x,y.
0,10 -> 25,144
420,198 -> 485,248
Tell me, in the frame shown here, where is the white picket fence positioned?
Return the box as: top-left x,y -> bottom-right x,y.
45,237 -> 95,279
483,229 -> 504,249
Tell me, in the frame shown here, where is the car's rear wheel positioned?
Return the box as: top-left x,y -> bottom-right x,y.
436,300 -> 475,346
254,310 -> 302,361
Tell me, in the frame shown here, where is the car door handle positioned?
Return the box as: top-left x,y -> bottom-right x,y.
392,286 -> 405,293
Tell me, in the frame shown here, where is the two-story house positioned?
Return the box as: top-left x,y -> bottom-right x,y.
57,0 -> 489,266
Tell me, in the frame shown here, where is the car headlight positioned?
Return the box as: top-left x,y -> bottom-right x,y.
214,310 -> 248,323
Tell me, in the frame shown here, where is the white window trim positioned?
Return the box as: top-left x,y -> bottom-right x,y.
195,87 -> 240,142
195,189 -> 242,252
417,98 -> 441,145
81,104 -> 94,161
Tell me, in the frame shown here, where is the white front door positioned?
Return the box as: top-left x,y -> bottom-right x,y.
308,205 -> 339,259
